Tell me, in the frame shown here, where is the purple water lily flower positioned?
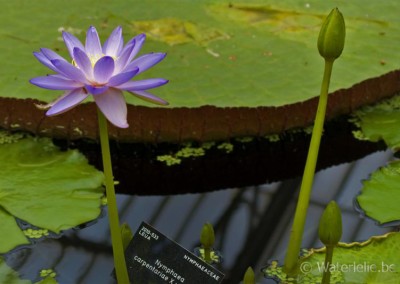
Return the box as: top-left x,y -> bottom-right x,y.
30,26 -> 168,128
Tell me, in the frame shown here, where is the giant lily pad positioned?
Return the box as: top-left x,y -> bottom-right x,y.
264,232 -> 400,283
0,1 -> 400,142
356,160 -> 400,225
0,132 -> 104,253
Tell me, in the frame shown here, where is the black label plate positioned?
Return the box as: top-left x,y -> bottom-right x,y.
124,222 -> 224,283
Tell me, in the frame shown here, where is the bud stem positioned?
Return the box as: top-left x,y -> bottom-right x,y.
204,247 -> 212,264
283,59 -> 334,274
97,109 -> 130,284
322,245 -> 334,284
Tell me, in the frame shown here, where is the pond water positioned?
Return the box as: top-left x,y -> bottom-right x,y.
5,150 -> 393,283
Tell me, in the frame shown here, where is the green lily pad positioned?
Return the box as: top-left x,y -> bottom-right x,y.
356,160 -> 400,225
264,232 -> 400,283
0,132 -> 104,253
354,95 -> 400,151
35,278 -> 58,284
1,0 -> 399,108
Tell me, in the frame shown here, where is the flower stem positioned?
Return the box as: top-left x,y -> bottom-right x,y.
204,247 -> 212,264
97,108 -> 130,284
283,59 -> 334,274
322,245 -> 334,284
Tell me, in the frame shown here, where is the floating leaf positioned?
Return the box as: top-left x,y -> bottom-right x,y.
36,277 -> 58,284
264,233 -> 400,283
0,132 -> 104,253
356,160 -> 400,225
354,95 -> 400,151
35,278 -> 58,284
1,0 -> 400,108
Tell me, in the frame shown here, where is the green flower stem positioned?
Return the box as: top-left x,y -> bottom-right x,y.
204,247 -> 212,264
97,109 -> 129,284
284,59 -> 334,274
322,245 -> 334,284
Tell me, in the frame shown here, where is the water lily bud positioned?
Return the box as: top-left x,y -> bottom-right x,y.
243,267 -> 255,284
200,222 -> 215,249
318,201 -> 342,246
318,8 -> 346,61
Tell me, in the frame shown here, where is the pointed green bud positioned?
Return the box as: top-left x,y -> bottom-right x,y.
243,267 -> 255,284
318,8 -> 346,61
318,201 -> 342,246
200,222 -> 215,249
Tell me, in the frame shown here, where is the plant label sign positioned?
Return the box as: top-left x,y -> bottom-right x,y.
124,222 -> 224,283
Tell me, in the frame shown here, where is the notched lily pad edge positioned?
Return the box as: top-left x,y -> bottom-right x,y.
264,232 -> 399,284
2,206 -> 107,255
1,70 -> 399,144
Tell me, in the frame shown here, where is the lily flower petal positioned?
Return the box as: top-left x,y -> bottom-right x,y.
62,31 -> 85,58
51,59 -> 88,84
85,26 -> 102,57
94,88 -> 128,128
46,88 -> 89,116
103,26 -> 123,57
93,56 -> 115,84
34,48 -> 68,73
124,52 -> 166,74
120,34 -> 146,62
33,52 -> 60,73
107,68 -> 139,87
114,42 -> 135,73
30,75 -> 83,90
118,78 -> 168,91
41,48 -> 67,61
73,48 -> 93,80
125,34 -> 146,64
129,90 -> 169,106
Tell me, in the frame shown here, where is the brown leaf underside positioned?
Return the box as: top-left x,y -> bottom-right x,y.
1,70 -> 400,143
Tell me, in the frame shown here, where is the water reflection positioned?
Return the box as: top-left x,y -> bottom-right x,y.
6,150 -> 393,283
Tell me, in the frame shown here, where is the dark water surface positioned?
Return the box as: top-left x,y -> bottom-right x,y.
6,150 -> 393,283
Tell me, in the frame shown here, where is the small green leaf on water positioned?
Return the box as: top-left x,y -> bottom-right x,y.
23,228 -> 49,239
352,95 -> 400,151
0,133 -> 104,253
357,160 -> 400,225
38,268 -> 57,283
217,142 -> 234,153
